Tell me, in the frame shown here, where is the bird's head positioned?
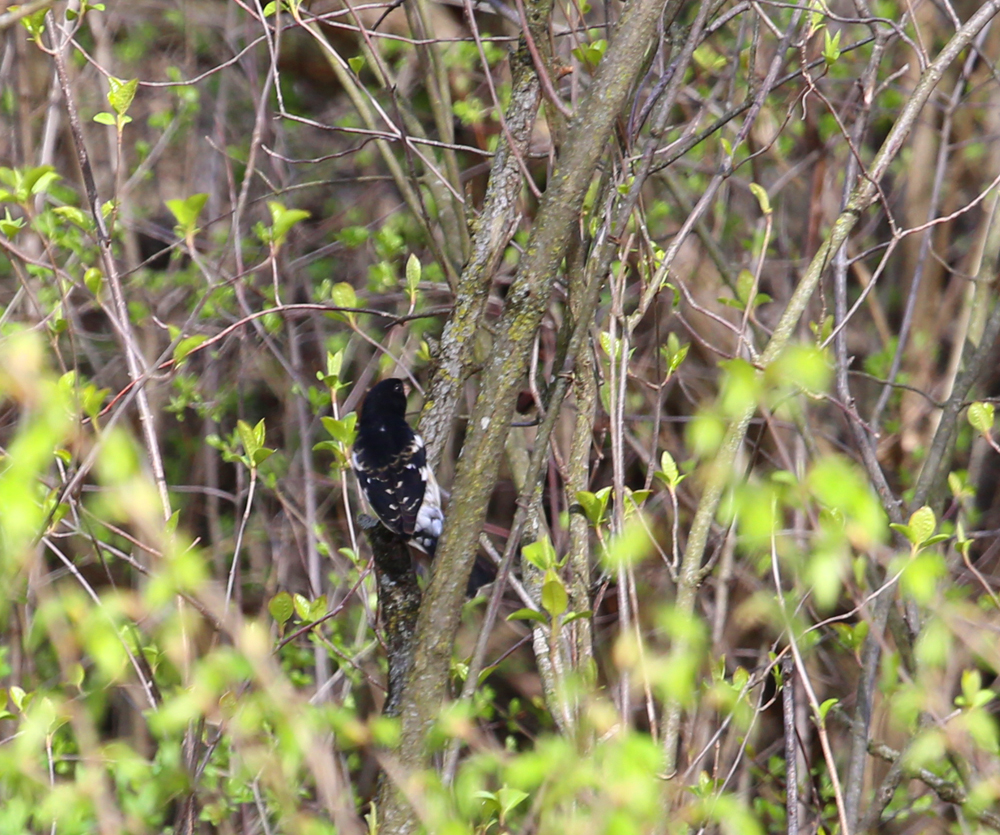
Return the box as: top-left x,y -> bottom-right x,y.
360,378 -> 409,422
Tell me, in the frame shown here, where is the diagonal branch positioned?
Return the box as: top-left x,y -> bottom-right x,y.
378,0 -> 678,830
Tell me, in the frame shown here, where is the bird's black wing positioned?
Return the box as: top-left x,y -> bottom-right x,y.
352,435 -> 428,536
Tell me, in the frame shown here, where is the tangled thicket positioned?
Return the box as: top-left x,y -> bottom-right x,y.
1,0 -> 1000,833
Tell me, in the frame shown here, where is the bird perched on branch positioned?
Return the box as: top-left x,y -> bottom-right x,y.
351,378 -> 444,555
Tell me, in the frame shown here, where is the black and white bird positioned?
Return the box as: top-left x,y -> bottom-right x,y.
351,378 -> 444,555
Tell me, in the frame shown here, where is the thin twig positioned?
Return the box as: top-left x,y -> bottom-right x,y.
46,11 -> 172,522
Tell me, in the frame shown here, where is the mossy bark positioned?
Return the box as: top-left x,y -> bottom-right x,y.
378,0 -> 678,829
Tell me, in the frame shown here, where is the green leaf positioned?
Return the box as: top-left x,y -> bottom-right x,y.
968,401 -> 995,436
736,270 -> 756,307
293,593 -> 311,621
972,689 -> 996,709
252,447 -> 275,467
522,536 -> 557,570
107,77 -> 138,116
948,471 -> 974,501
496,786 -> 529,818
575,488 -> 611,527
0,208 -> 25,238
625,488 -> 651,516
899,551 -> 946,604
9,685 -> 26,711
655,450 -> 685,490
807,0 -> 826,35
661,332 -> 688,374
80,384 -> 109,422
27,167 -> 59,195
267,201 -> 310,249
93,111 -> 117,126
330,281 -> 358,312
599,330 -> 622,360
405,253 -> 421,296
321,414 -> 358,445
236,419 -> 259,462
603,520 -> 653,568
889,522 -> 913,543
541,569 -> 568,618
20,9 -> 47,40
320,350 -> 345,388
717,358 -> 762,417
660,451 -> 678,483
269,591 -> 294,625
823,28 -> 842,64
572,38 -> 607,68
54,206 -> 89,227
309,594 -> 327,621
908,506 -> 936,546
817,697 -> 838,723
749,182 -> 771,215
767,344 -> 832,394
959,669 -> 982,708
832,620 -> 868,652
474,791 -> 500,816
173,334 -> 207,364
166,193 -> 208,237
50,309 -> 68,334
348,55 -> 365,74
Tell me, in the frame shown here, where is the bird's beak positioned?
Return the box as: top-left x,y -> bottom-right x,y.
402,380 -> 412,397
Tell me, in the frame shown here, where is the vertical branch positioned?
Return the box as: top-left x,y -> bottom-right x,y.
360,517 -> 421,720
830,25 -> 904,832
781,654 -> 798,835
380,0 -> 672,829
46,12 -> 172,523
504,430 -> 577,734
564,247 -> 597,698
226,467 -> 258,611
772,540 -> 850,835
288,318 -> 330,693
404,0 -> 471,265
608,255 -> 631,722
418,45 -> 544,467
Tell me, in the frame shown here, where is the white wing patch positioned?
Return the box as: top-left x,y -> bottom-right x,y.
352,420 -> 444,554
411,462 -> 444,553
